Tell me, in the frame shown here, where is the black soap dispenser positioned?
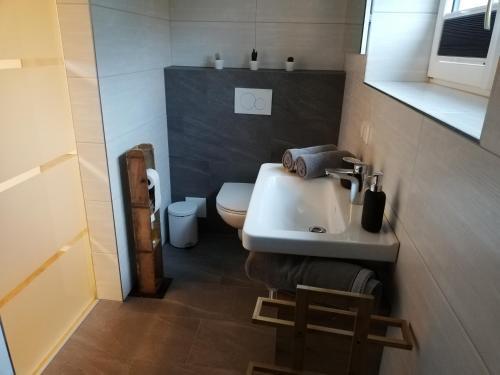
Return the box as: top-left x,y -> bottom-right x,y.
361,172 -> 386,233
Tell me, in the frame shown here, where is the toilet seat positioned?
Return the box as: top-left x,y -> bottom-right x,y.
216,183 -> 254,213
216,204 -> 246,216
216,183 -> 254,230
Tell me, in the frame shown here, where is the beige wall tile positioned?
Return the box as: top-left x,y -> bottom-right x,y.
91,0 -> 170,19
169,1 -> 363,69
379,214 -> 489,375
58,2 -> 123,302
67,77 -> 105,143
99,69 -> 167,141
256,23 -> 345,70
109,194 -> 134,298
77,142 -> 111,202
338,54 -> 371,157
339,93 -> 370,157
91,252 -> 123,301
344,52 -> 368,75
57,4 -> 97,78
171,21 -> 254,68
85,200 -> 117,254
256,0 -> 347,23
345,0 -> 367,24
340,53 -> 498,374
369,91 -> 424,222
404,119 -> 500,373
343,24 -> 363,53
171,0 -> 255,22
91,5 -> 171,77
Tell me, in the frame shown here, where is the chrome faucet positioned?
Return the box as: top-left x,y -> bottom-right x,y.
326,157 -> 369,205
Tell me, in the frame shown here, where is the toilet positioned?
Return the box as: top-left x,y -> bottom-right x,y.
216,182 -> 254,238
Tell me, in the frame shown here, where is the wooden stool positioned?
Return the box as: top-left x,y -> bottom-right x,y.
248,285 -> 413,375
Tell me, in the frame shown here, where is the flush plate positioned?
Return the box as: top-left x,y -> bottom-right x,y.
234,88 -> 272,115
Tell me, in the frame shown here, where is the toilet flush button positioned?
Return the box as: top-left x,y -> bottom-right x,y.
234,88 -> 272,115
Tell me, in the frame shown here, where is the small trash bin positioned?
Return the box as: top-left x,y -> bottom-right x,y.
168,201 -> 198,248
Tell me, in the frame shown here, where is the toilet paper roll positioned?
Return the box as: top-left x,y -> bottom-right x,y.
146,168 -> 161,220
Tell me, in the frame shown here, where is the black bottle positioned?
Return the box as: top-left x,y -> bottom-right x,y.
361,172 -> 386,233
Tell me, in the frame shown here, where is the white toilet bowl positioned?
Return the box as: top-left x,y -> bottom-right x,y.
216,183 -> 254,238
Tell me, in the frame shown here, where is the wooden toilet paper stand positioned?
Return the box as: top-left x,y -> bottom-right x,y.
125,144 -> 171,298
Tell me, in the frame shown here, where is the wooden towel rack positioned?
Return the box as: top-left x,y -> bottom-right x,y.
248,285 -> 413,375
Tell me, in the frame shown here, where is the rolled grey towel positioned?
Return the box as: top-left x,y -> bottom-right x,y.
245,252 -> 382,305
282,144 -> 337,171
295,150 -> 354,179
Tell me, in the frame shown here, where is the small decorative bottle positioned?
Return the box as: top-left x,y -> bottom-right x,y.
285,56 -> 295,71
250,49 -> 259,71
214,52 -> 224,70
361,172 -> 386,233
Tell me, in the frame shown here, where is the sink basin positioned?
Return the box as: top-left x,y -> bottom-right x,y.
242,163 -> 399,262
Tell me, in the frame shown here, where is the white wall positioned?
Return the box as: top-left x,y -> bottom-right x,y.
90,0 -> 172,298
340,53 -> 500,375
170,0 -> 355,70
365,0 -> 439,81
0,323 -> 13,375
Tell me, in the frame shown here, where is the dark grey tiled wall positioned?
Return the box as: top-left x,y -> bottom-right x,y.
165,67 -> 345,233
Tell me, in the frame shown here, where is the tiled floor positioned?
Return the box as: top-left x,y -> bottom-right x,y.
44,234 -> 274,374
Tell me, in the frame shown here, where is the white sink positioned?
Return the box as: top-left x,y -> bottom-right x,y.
242,163 -> 399,262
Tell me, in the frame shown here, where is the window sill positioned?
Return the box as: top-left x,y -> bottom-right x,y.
364,81 -> 488,141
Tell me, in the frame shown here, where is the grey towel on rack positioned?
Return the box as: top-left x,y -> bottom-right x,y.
295,150 -> 354,179
282,144 -> 337,171
245,252 -> 382,303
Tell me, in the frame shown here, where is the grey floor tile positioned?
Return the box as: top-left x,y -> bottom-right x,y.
186,319 -> 275,373
45,234 -> 272,375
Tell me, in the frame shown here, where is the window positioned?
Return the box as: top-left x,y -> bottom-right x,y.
454,0 -> 492,11
428,0 -> 500,95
